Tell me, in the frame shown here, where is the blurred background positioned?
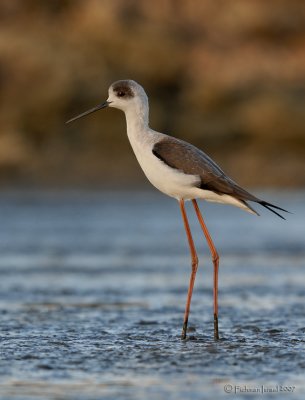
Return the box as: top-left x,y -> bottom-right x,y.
0,2 -> 305,397
0,0 -> 304,189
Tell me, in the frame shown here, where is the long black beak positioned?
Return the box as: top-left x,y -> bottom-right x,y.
66,101 -> 110,124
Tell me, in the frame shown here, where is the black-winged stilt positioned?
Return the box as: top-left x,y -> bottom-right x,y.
67,80 -> 288,340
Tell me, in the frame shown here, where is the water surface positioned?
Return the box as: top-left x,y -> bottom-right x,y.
0,190 -> 304,399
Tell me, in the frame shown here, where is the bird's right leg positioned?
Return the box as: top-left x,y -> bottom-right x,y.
192,199 -> 220,340
179,199 -> 199,339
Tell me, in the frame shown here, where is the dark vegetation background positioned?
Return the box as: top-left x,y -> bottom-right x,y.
0,0 -> 304,188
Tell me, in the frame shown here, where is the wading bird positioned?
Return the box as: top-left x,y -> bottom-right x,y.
67,80 -> 288,340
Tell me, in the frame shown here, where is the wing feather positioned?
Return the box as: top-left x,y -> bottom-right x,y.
152,136 -> 259,202
152,136 -> 289,219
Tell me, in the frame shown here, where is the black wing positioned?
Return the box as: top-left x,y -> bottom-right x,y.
152,136 -> 289,219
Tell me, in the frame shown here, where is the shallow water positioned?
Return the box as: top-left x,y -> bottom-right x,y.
0,190 -> 304,399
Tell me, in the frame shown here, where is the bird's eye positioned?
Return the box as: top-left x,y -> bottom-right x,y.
117,91 -> 125,97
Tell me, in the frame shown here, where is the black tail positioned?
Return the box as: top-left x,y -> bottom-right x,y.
259,201 -> 290,220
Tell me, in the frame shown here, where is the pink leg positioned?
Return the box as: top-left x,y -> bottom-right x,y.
192,200 -> 220,340
179,199 -> 199,339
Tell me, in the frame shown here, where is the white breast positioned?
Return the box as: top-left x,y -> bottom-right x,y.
126,128 -> 201,200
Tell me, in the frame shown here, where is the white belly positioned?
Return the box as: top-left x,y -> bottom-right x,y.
127,130 -> 199,200
137,147 -> 201,200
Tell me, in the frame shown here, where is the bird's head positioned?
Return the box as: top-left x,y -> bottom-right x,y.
108,80 -> 148,112
66,80 -> 148,123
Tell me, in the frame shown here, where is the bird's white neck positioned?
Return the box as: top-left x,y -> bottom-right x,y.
124,103 -> 150,142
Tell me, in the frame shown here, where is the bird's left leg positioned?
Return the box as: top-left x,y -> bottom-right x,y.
179,199 -> 199,340
192,199 -> 220,340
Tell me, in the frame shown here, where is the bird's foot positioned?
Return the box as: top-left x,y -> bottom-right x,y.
214,313 -> 220,340
181,321 -> 188,340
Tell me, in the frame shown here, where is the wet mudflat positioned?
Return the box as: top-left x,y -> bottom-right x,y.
0,190 -> 304,399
